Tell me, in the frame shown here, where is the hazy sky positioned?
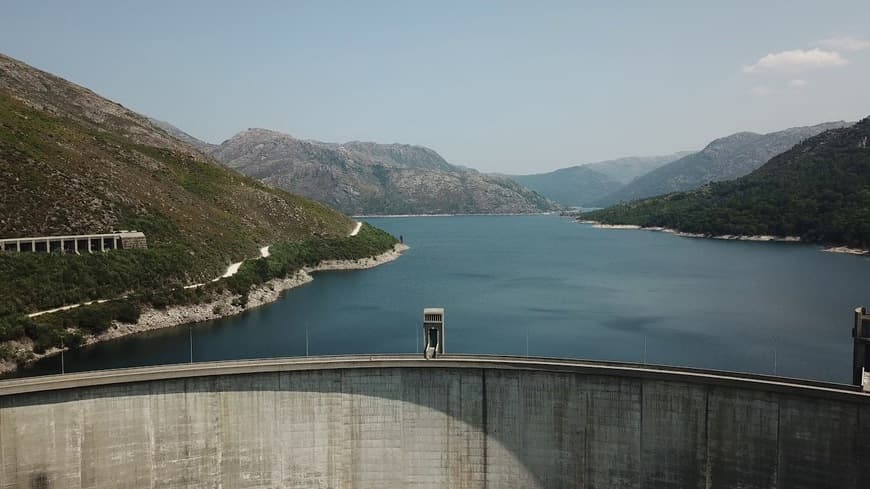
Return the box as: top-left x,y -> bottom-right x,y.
1,1 -> 868,173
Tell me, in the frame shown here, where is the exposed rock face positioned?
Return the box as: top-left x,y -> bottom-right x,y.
510,152 -> 692,207
595,122 -> 852,205
210,129 -> 559,215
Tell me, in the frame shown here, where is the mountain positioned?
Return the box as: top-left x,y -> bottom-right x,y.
584,117 -> 870,248
511,152 -> 691,207
210,129 -> 559,215
0,53 -> 355,312
594,122 -> 852,206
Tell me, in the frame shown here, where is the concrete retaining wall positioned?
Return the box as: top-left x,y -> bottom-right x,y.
1,355 -> 868,488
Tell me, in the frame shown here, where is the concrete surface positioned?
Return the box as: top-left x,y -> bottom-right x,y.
1,354 -> 868,488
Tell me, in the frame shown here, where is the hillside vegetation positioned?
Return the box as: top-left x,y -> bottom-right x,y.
0,54 -> 357,316
0,53 -> 406,362
0,225 -> 397,359
585,117 -> 870,249
594,122 -> 851,206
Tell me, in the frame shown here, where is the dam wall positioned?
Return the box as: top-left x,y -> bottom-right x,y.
1,355 -> 868,488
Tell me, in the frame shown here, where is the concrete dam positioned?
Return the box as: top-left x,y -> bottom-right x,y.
1,355 -> 868,488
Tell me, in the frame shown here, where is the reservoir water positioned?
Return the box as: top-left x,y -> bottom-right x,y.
18,215 -> 870,382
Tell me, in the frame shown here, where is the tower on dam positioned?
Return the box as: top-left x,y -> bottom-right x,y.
423,307 -> 444,359
853,306 -> 870,389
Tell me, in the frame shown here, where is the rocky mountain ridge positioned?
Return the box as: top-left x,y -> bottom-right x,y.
209,128 -> 559,215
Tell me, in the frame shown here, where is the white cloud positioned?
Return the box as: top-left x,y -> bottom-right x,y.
743,48 -> 848,74
749,85 -> 774,96
748,80 -> 808,97
817,37 -> 870,52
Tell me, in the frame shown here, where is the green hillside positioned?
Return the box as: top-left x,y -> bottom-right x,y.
585,117 -> 870,249
593,122 -> 851,206
0,92 -> 353,315
0,53 -> 402,362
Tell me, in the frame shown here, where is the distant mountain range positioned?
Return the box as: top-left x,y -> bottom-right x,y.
206,128 -> 559,215
585,117 -> 870,249
510,152 -> 692,207
593,122 -> 851,206
513,122 -> 852,209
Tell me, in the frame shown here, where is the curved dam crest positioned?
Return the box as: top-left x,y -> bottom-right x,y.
1,355 -> 868,488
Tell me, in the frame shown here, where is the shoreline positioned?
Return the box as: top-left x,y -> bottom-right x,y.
821,246 -> 870,256
576,219 -> 868,254
355,212 -> 558,218
1,243 -> 409,375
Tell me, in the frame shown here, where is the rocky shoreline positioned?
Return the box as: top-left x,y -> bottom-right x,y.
355,212 -> 557,218
577,219 -> 802,242
576,219 -> 869,255
1,243 -> 409,374
822,246 -> 870,256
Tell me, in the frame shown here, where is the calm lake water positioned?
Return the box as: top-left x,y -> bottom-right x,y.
18,215 -> 870,383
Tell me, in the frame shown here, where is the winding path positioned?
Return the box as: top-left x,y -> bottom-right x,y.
27,299 -> 110,318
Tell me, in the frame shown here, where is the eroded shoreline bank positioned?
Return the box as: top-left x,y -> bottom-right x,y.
1,243 -> 409,374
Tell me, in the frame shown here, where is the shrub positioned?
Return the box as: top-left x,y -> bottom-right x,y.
0,314 -> 31,342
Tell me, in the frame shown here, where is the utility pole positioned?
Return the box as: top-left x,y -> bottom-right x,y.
643,336 -> 647,365
60,339 -> 65,375
189,326 -> 193,363
525,327 -> 529,357
305,324 -> 309,357
774,348 -> 777,376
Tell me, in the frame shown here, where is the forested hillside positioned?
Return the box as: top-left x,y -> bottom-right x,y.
585,118 -> 870,249
594,122 -> 851,206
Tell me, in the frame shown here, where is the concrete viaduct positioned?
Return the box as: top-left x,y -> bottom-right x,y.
1,354 -> 868,488
0,231 -> 146,254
